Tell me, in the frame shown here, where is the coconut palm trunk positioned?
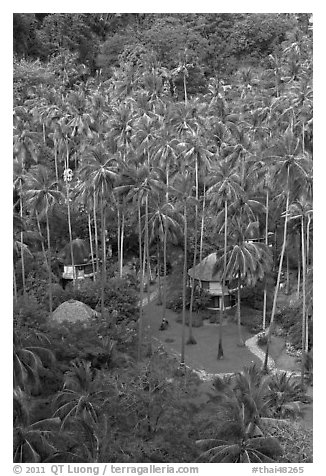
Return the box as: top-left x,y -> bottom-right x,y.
66,180 -> 76,287
237,271 -> 244,346
54,139 -> 59,187
297,252 -> 301,299
217,200 -> 227,360
117,206 -> 121,276
13,262 -> 18,304
285,253 -> 290,295
93,189 -> 99,277
188,156 -> 199,345
301,214 -> 307,387
88,213 -> 96,278
120,207 -> 125,278
264,167 -> 290,370
100,187 -> 106,317
18,180 -> 26,297
157,241 -> 162,301
268,167 -> 290,334
181,201 -> 188,365
162,166 -> 170,322
45,211 -> 53,316
262,190 -> 269,330
162,213 -> 168,322
199,182 -> 206,265
36,211 -> 48,266
306,213 -> 311,269
145,194 -> 151,304
137,198 -> 144,361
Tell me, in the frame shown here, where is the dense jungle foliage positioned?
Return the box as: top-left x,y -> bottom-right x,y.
13,13 -> 313,463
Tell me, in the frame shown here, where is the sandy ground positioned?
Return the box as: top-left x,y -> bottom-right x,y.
143,300 -> 261,375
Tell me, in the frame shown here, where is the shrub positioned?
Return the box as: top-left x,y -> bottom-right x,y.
52,275 -> 138,323
13,294 -> 47,328
275,304 -> 313,350
167,287 -> 211,313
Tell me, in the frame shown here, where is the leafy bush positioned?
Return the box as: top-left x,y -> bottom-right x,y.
269,423 -> 313,463
13,294 -> 48,328
52,276 -> 138,323
43,314 -> 137,368
239,306 -> 264,333
275,303 -> 313,350
167,287 -> 211,314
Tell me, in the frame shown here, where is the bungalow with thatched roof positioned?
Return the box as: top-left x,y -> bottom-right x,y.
187,252 -> 236,310
58,238 -> 97,282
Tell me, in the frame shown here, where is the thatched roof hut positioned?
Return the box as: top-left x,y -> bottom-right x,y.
60,238 -> 90,266
188,252 -> 222,282
187,253 -> 235,309
50,300 -> 97,325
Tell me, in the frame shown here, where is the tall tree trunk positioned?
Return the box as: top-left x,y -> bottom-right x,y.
157,241 -> 162,301
162,213 -> 168,322
100,189 -> 106,317
237,271 -> 244,346
93,190 -> 99,277
13,261 -> 18,304
183,73 -> 187,105
88,213 -> 96,278
268,167 -> 290,334
188,156 -> 198,345
137,199 -> 144,361
66,181 -> 76,287
120,208 -> 125,278
117,206 -> 121,277
181,202 -> 188,365
199,181 -> 206,266
162,167 -> 169,322
19,194 -> 26,297
36,211 -> 48,266
264,167 -> 290,370
306,213 -> 311,268
217,200 -> 227,360
145,194 -> 151,304
103,213 -> 107,271
54,140 -> 59,187
301,215 -> 306,387
45,211 -> 53,316
285,252 -> 290,295
262,190 -> 269,330
297,254 -> 301,299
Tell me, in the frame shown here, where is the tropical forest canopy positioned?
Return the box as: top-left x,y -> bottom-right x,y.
13,13 -> 313,464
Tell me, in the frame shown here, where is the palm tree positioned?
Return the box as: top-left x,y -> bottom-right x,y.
80,147 -> 118,316
180,131 -> 213,344
14,388 -> 61,463
13,327 -> 55,393
148,197 -> 182,316
265,130 -> 311,337
215,219 -> 272,346
197,374 -> 283,462
250,159 -> 276,329
122,163 -> 162,359
13,158 -> 27,297
265,371 -> 304,419
53,359 -> 108,430
288,197 -> 312,386
24,165 -> 62,316
207,161 -> 243,359
170,172 -> 196,365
